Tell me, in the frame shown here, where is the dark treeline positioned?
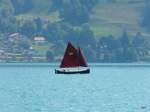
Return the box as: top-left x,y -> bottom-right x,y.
96,32 -> 150,62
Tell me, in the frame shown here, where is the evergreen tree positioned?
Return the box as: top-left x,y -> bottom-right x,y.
132,32 -> 145,48
33,18 -> 43,35
46,50 -> 54,62
120,31 -> 130,48
142,1 -> 150,30
11,0 -> 33,14
0,0 -> 17,33
20,20 -> 37,37
57,0 -> 98,25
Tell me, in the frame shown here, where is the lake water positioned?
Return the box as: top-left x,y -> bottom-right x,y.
0,63 -> 150,112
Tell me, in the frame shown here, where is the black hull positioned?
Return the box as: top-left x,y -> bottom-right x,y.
55,69 -> 90,74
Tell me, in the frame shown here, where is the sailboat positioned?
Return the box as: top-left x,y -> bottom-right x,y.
55,42 -> 90,74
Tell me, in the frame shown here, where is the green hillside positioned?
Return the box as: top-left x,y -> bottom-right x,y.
14,0 -> 149,37
90,1 -> 149,37
31,0 -> 51,13
1,0 -> 150,62
15,0 -> 60,23
16,11 -> 59,23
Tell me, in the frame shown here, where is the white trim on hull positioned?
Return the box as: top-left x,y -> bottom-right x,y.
55,67 -> 90,74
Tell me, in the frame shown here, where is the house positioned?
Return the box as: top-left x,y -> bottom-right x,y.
8,33 -> 18,42
33,36 -> 46,44
9,33 -> 20,38
8,33 -> 26,43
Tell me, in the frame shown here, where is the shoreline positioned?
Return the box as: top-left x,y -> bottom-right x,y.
0,63 -> 150,67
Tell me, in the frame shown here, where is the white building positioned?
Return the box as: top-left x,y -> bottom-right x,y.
34,36 -> 46,44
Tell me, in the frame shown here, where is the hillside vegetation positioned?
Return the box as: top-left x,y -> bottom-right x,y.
90,1 -> 147,37
1,0 -> 150,62
12,0 -> 150,37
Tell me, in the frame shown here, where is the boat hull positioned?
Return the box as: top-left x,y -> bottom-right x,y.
55,67 -> 90,74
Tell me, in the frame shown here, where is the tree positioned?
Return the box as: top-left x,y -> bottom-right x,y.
20,20 -> 37,37
33,18 -> 43,35
123,47 -> 138,62
120,31 -> 130,48
46,50 -> 54,62
84,46 -> 97,62
58,0 -> 98,25
18,38 -> 30,49
0,0 -> 17,33
132,32 -> 145,48
107,0 -> 116,3
60,0 -> 89,25
97,35 -> 122,62
45,22 -> 64,42
142,1 -> 150,30
119,31 -> 138,62
51,0 -> 63,10
11,0 -> 33,14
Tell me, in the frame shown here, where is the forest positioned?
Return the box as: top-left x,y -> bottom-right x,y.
0,0 -> 150,62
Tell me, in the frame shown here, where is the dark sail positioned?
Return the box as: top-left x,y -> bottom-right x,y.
60,42 -> 79,67
77,47 -> 88,67
60,42 -> 88,68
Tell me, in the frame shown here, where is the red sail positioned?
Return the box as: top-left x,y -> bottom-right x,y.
78,47 -> 88,67
60,42 -> 88,68
60,42 -> 79,68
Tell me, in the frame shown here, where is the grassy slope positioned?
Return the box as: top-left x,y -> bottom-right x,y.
15,0 -> 150,38
15,0 -> 60,23
90,1 -> 150,37
31,0 -> 51,13
16,12 -> 59,23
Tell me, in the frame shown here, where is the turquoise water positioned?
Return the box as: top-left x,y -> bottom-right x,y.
0,64 -> 150,112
